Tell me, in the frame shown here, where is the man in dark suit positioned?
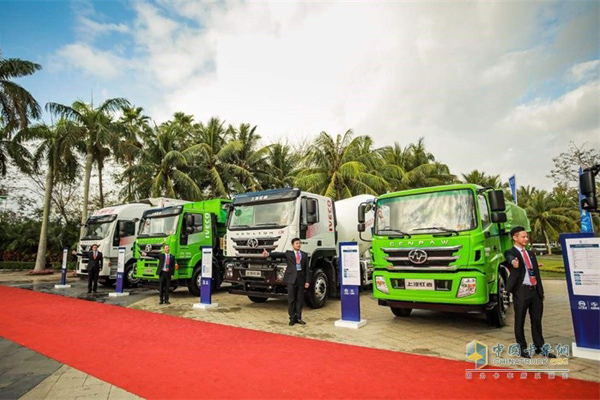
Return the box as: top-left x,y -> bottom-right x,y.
142,245 -> 177,304
505,226 -> 556,358
73,244 -> 103,294
262,238 -> 311,326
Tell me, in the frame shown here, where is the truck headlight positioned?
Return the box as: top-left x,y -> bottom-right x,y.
226,264 -> 234,279
276,265 -> 285,282
457,278 -> 477,298
375,276 -> 389,294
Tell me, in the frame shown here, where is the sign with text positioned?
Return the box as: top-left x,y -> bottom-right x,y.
340,244 -> 361,286
115,247 -> 126,293
200,247 -> 213,305
338,242 -> 361,323
560,233 -> 600,354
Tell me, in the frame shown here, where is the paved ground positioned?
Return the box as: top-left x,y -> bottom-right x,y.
1,271 -> 598,399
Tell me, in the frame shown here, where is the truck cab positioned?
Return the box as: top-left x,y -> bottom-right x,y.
360,184 -> 530,326
224,188 -> 373,308
133,199 -> 230,295
75,203 -> 150,287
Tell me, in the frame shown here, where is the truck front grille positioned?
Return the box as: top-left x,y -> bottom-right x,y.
138,243 -> 163,256
381,245 -> 462,270
231,236 -> 280,256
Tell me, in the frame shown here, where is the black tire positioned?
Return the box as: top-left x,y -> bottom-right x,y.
248,296 -> 268,303
212,260 -> 222,291
306,268 -> 328,309
486,273 -> 509,327
391,307 -> 412,317
124,264 -> 140,288
188,268 -> 202,296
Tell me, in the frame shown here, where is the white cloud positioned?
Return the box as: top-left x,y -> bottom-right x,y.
51,43 -> 130,79
50,1 -> 600,190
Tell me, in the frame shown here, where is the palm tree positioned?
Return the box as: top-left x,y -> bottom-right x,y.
378,140 -> 455,190
123,123 -> 202,200
0,52 -> 42,134
0,128 -> 31,176
189,117 -> 247,197
229,123 -> 270,192
526,190 -> 573,255
115,106 -> 150,202
264,142 -> 299,189
46,98 -> 129,235
462,170 -> 505,188
17,121 -> 80,271
295,130 -> 389,200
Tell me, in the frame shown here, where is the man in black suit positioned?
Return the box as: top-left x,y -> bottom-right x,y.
262,238 -> 311,326
505,226 -> 556,358
142,245 -> 177,304
73,244 -> 103,294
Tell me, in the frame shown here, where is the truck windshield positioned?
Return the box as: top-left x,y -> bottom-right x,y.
82,221 -> 113,240
138,215 -> 180,237
229,200 -> 296,229
376,189 -> 476,235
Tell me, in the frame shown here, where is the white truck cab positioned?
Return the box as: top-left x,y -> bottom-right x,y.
75,198 -> 185,287
224,188 -> 374,308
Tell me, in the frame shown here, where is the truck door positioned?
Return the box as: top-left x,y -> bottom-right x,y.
180,213 -> 211,276
300,197 -> 321,253
478,194 -> 499,272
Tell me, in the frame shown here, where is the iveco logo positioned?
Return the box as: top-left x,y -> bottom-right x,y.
145,244 -> 152,252
408,249 -> 428,264
247,238 -> 259,248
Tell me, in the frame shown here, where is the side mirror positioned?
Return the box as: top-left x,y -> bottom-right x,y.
491,212 -> 507,223
489,190 -> 506,211
306,199 -> 317,215
580,168 -> 597,211
358,204 -> 367,223
186,226 -> 194,234
307,214 -> 317,224
358,222 -> 366,232
185,214 -> 194,227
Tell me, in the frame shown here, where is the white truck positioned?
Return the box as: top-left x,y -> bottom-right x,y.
223,188 -> 374,308
75,198 -> 186,287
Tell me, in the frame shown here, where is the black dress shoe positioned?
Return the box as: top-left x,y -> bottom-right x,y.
165,301 -> 171,305
521,352 -> 531,359
159,300 -> 164,304
536,350 -> 557,358
296,319 -> 306,325
289,320 -> 296,326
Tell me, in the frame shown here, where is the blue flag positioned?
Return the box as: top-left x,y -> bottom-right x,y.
579,167 -> 595,233
508,175 -> 517,204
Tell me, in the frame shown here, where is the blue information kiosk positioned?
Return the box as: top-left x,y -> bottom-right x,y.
334,241 -> 367,329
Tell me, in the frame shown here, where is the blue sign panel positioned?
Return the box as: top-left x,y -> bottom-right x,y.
508,175 -> 517,204
200,247 -> 213,304
560,232 -> 600,351
338,241 -> 361,322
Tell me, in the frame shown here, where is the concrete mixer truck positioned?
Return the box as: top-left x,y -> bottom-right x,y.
223,188 -> 374,308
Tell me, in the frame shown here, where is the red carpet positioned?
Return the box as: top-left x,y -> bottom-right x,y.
0,285 -> 597,399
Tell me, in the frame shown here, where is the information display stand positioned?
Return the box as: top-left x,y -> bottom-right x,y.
194,247 -> 218,310
335,242 -> 367,329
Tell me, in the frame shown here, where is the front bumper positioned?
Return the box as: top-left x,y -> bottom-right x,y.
372,269 -> 489,306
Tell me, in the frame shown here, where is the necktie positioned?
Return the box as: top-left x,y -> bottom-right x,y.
521,249 -> 537,285
296,251 -> 300,264
94,252 -> 97,260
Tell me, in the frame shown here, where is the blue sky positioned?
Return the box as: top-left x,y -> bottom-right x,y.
1,0 -> 598,189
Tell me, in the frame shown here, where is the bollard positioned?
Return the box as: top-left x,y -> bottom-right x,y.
335,241 -> 367,329
109,247 -> 129,297
193,246 -> 218,309
54,247 -> 72,289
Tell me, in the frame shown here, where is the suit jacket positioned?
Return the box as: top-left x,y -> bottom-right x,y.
505,247 -> 544,297
86,251 -> 103,271
269,250 -> 310,285
147,253 -> 177,277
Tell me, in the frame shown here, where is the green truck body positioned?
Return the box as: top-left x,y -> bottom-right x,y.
133,199 -> 230,295
365,184 -> 530,326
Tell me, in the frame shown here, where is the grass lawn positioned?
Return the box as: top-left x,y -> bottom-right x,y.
537,255 -> 566,279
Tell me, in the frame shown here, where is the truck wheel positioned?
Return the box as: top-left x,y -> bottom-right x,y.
125,264 -> 140,288
187,268 -> 202,296
391,307 -> 412,317
248,296 -> 268,303
486,273 -> 509,327
306,268 -> 328,309
212,260 -> 222,291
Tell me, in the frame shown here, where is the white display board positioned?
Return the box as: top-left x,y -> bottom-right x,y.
62,248 -> 68,270
340,243 -> 361,286
201,247 -> 213,278
565,237 -> 600,296
117,247 -> 126,273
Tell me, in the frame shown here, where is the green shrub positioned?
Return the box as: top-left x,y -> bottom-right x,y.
0,261 -> 36,270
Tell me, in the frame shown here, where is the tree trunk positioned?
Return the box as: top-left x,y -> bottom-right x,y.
80,151 -> 93,237
98,164 -> 104,209
34,167 -> 54,271
543,229 -> 552,256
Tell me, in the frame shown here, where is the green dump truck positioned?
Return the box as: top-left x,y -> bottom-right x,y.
358,184 -> 530,327
133,199 -> 231,295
